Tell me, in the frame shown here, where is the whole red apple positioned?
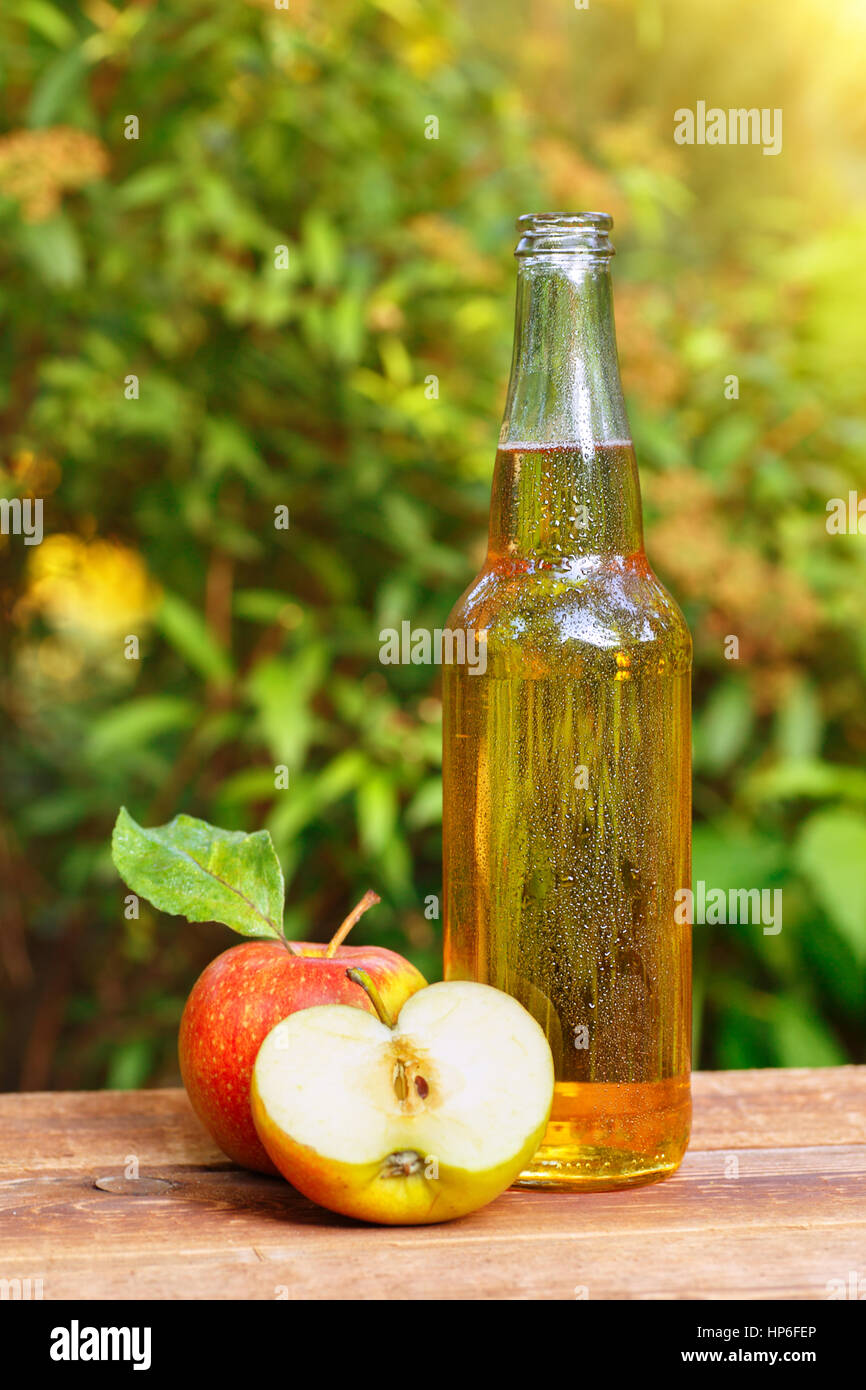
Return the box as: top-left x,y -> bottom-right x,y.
178,896 -> 427,1173
110,811 -> 426,1174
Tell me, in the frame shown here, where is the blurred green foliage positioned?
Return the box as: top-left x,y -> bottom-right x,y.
0,0 -> 864,1089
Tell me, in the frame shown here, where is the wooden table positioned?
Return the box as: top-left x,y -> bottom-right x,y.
2,1066 -> 864,1300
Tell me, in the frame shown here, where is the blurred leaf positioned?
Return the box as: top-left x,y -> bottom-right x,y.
376,832 -> 413,898
86,696 -> 197,762
266,750 -> 368,848
105,1039 -> 154,1090
27,47 -> 87,125
746,759 -> 866,805
235,590 -> 293,623
116,165 -> 182,208
17,214 -> 83,287
17,0 -> 77,47
694,679 -> 753,774
796,810 -> 866,961
246,647 -> 325,769
302,209 -> 343,288
774,678 -> 823,761
200,417 -> 267,486
693,823 -> 784,891
214,766 -> 281,806
405,777 -> 442,828
769,998 -> 846,1068
157,592 -> 233,685
695,415 -> 759,478
19,789 -> 96,836
356,773 -> 398,856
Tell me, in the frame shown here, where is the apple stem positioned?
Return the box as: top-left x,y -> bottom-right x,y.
325,890 -> 381,958
346,967 -> 395,1029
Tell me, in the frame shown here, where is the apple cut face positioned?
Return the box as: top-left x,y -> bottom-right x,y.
251,981 -> 555,1225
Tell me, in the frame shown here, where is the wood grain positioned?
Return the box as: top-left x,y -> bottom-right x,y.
1,1067 -> 864,1300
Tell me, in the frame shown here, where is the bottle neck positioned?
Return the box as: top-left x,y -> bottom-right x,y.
490,254 -> 643,563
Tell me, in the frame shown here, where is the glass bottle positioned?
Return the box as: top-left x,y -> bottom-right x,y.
442,212 -> 692,1189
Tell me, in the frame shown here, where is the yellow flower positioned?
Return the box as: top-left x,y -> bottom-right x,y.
402,35 -> 453,76
0,127 -> 108,222
24,535 -> 159,643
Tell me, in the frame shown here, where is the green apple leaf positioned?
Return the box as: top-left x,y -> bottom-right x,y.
111,807 -> 284,939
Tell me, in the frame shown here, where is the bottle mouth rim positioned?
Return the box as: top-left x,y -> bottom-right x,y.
515,211 -> 614,257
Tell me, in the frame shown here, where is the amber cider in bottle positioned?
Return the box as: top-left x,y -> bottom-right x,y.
442,213 -> 692,1188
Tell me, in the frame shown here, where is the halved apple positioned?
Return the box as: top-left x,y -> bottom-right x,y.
251,978 -> 555,1225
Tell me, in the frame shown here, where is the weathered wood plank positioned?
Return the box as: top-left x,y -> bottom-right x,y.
3,1149 -> 864,1251
1,1068 -> 863,1300
2,1227 -> 862,1301
689,1066 -> 866,1150
2,1067 -> 864,1177
0,1089 -> 225,1176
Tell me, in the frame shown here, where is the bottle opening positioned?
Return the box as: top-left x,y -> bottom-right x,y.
515,211 -> 614,258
